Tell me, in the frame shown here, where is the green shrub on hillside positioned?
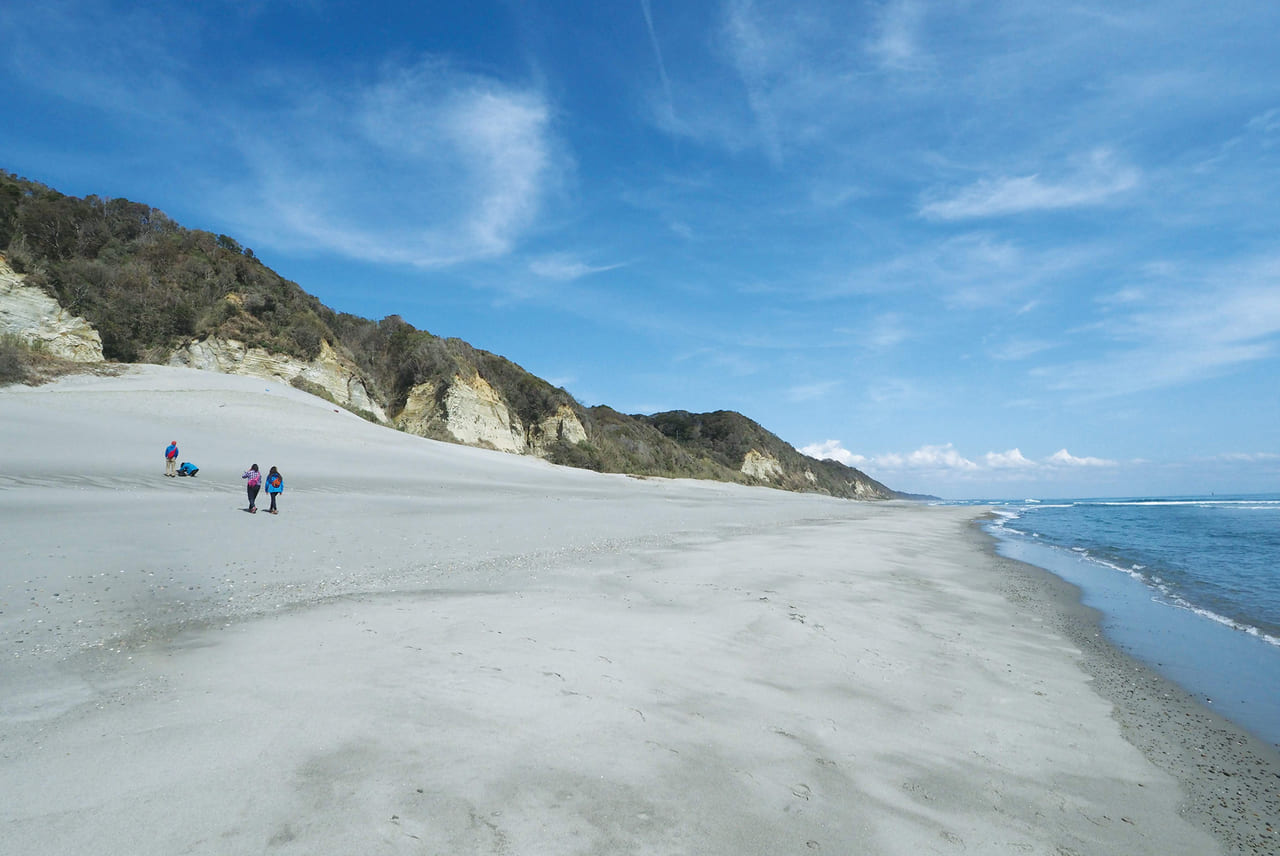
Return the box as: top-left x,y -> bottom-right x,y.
0,335 -> 32,385
545,439 -> 604,471
0,172 -> 333,363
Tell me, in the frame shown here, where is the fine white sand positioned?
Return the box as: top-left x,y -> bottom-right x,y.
0,366 -> 1242,854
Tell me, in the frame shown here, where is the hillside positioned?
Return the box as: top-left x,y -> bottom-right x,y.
0,170 -> 907,500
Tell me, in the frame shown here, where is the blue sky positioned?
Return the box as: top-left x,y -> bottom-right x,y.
3,0 -> 1279,499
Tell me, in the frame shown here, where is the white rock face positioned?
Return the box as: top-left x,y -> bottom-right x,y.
397,376 -> 588,458
850,479 -> 883,499
168,337 -> 387,422
0,257 -> 104,362
442,374 -> 526,453
741,449 -> 784,481
395,380 -> 443,437
532,404 -> 588,452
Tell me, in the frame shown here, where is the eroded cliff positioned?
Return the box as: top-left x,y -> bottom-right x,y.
168,337 -> 387,422
0,256 -> 104,362
394,373 -> 588,456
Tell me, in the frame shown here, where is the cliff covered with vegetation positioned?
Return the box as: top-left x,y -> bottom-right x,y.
0,171 -> 905,500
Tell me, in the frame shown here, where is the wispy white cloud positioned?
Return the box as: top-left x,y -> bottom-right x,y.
835,232 -> 1098,309
529,254 -> 626,281
1213,452 -> 1280,463
1194,106 -> 1280,172
920,149 -> 1139,220
232,60 -> 559,267
988,338 -> 1055,361
864,378 -> 919,406
639,0 -> 674,113
1125,267 -> 1280,345
1098,285 -> 1147,305
868,0 -> 926,71
834,313 -> 910,351
719,0 -> 788,163
0,0 -> 195,120
662,0 -> 877,164
807,183 -> 866,209
787,380 -> 841,402
672,346 -> 760,377
1038,258 -> 1280,398
4,2 -> 563,271
866,313 -> 912,350
1246,107 -> 1280,135
667,220 -> 697,240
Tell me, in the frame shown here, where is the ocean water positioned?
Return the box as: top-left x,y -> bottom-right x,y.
966,495 -> 1280,748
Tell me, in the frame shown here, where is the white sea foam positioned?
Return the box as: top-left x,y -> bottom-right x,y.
987,508 -> 1022,530
1169,599 -> 1280,648
1085,499 -> 1280,509
1056,541 -> 1280,649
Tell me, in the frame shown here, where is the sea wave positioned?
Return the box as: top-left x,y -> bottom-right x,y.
1079,499 -> 1280,509
1171,600 -> 1280,648
1003,531 -> 1280,650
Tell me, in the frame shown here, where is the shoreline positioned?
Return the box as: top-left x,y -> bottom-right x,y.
983,503 -> 1280,749
971,519 -> 1280,854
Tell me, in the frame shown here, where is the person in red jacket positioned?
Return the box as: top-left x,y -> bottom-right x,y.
164,440 -> 179,477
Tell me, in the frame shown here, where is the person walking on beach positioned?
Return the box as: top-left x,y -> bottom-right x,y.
164,440 -> 179,477
242,463 -> 262,513
265,466 -> 284,514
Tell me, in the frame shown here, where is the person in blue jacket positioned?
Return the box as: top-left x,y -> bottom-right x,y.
164,440 -> 179,477
265,466 -> 284,514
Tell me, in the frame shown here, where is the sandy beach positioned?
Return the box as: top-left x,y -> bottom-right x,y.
1,367 -> 1275,855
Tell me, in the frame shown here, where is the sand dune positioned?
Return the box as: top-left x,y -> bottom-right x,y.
0,366 -> 1244,854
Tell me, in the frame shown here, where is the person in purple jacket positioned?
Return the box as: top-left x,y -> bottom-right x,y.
164,440 -> 179,477
242,463 -> 262,513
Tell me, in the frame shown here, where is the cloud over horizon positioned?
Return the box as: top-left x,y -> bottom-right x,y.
803,441 -> 1120,478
